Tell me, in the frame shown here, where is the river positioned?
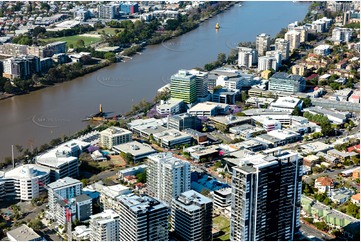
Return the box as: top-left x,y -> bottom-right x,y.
0,1 -> 309,160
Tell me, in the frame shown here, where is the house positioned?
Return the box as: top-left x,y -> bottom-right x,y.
314,177 -> 334,196
347,144 -> 360,153
351,193 -> 360,205
303,155 -> 320,167
352,169 -> 360,180
330,188 -> 354,204
327,149 -> 358,162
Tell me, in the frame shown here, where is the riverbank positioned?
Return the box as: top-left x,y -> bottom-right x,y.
0,2 -> 236,102
0,1 -> 310,160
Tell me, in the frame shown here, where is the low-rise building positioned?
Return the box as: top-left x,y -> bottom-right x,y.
168,113 -> 202,131
156,98 -> 184,115
252,116 -> 282,131
209,115 -> 252,129
300,141 -> 332,155
330,188 -> 354,204
269,72 -> 306,93
7,224 -> 42,241
153,129 -> 192,149
316,152 -> 339,164
245,97 -> 275,108
303,155 -> 320,167
270,96 -> 303,113
186,145 -> 219,161
182,128 -> 208,144
314,177 -> 334,196
188,102 -> 229,116
351,193 -> 360,205
99,126 -> 132,149
117,165 -> 147,179
113,141 -> 156,162
229,124 -> 266,139
304,107 -> 351,125
266,129 -> 301,145
327,149 -> 358,162
212,88 -> 239,104
73,225 -> 92,241
314,44 -> 331,56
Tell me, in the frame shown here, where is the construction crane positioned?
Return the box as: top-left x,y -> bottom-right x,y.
36,180 -> 73,241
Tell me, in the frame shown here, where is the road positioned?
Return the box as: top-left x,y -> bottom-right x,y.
300,223 -> 334,241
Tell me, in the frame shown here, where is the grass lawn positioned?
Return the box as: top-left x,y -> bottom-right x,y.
40,35 -> 101,47
213,215 -> 230,231
213,215 -> 231,241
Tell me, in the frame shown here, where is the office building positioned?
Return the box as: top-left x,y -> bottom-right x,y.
74,8 -> 91,21
147,152 -> 191,205
120,2 -> 139,14
7,225 -> 42,241
113,141 -> 157,162
27,41 -> 66,58
98,4 -> 117,19
99,126 -> 132,149
89,209 -> 120,241
238,47 -> 258,68
188,102 -> 229,116
2,55 -> 40,80
230,150 -> 302,241
274,38 -> 290,60
285,30 -> 301,52
0,43 -> 27,56
189,69 -> 209,98
268,72 -> 306,93
170,70 -> 197,104
212,88 -> 240,104
332,28 -> 353,43
171,190 -> 213,241
156,98 -> 184,115
0,165 -> 50,201
256,33 -> 271,56
168,113 -> 202,131
35,153 -> 79,182
270,96 -> 303,113
153,129 -> 193,149
47,177 -> 82,221
118,194 -> 169,241
75,194 -> 93,221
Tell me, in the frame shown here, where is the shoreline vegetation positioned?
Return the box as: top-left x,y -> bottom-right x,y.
1,0 -> 311,165
0,1 -> 236,101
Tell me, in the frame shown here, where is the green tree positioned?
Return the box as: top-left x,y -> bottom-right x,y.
292,107 -> 302,116
217,52 -> 227,64
76,39 -> 85,48
346,202 -> 360,218
104,52 -> 116,63
136,171 -> 147,183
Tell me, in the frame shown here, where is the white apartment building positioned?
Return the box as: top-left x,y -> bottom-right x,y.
47,177 -> 82,221
213,187 -> 232,209
118,194 -> 169,241
275,38 -> 290,60
100,126 -> 132,149
258,56 -> 278,72
89,209 -> 120,241
171,190 -> 213,241
238,47 -> 257,68
0,165 -> 50,201
285,30 -> 301,51
256,33 -> 271,56
147,152 -> 191,205
332,27 -> 353,43
314,44 -> 331,56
